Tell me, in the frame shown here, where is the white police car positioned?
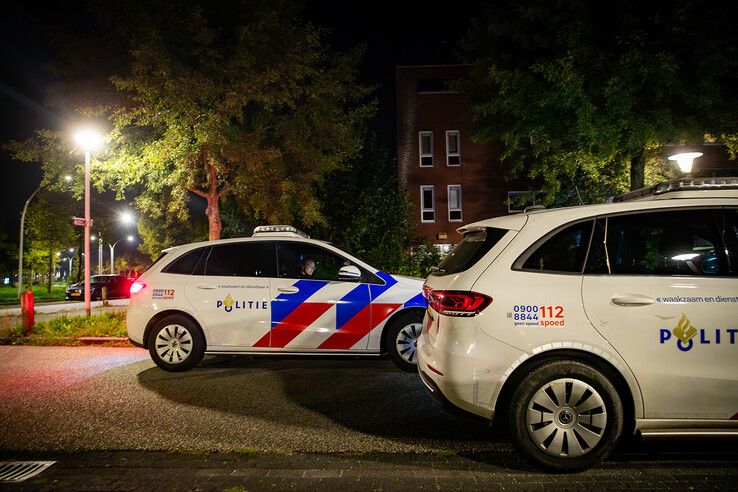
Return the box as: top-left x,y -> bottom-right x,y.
418,177 -> 738,471
127,226 -> 426,372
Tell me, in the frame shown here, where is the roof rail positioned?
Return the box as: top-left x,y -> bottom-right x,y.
609,176 -> 738,202
252,225 -> 309,238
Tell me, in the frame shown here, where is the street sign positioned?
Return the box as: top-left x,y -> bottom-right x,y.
72,217 -> 93,227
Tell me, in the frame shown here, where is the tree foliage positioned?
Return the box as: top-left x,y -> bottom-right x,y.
25,191 -> 77,291
462,0 -> 738,199
97,0 -> 375,240
312,139 -> 413,273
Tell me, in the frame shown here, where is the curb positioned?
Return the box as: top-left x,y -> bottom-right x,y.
0,337 -> 132,346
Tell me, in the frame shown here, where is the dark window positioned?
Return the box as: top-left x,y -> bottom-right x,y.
584,219 -> 608,274
522,221 -> 594,273
725,209 -> 738,275
277,242 -> 355,281
417,78 -> 455,93
205,242 -> 276,277
163,248 -> 207,275
604,210 -> 726,276
435,228 -> 509,275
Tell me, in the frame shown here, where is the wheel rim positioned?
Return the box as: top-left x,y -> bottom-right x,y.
395,322 -> 422,364
526,378 -> 607,458
155,324 -> 193,364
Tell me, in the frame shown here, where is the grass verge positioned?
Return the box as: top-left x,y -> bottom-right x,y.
0,311 -> 130,346
0,283 -> 68,303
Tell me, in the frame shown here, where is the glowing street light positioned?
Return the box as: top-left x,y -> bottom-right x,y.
109,235 -> 136,274
74,127 -> 102,316
668,152 -> 703,173
120,212 -> 135,224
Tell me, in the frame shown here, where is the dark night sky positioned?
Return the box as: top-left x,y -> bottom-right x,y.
0,1 -> 478,245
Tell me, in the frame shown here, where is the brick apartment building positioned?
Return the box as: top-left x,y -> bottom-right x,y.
396,65 -> 533,248
396,65 -> 737,248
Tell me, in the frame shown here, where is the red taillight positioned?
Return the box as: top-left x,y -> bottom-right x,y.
130,281 -> 146,295
422,283 -> 433,300
428,290 -> 492,316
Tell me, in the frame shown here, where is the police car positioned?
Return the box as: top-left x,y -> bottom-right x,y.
418,177 -> 738,471
127,226 -> 426,372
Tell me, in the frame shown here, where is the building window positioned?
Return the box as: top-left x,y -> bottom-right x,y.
419,131 -> 433,167
420,185 -> 435,222
446,130 -> 461,166
507,191 -> 543,213
448,185 -> 462,222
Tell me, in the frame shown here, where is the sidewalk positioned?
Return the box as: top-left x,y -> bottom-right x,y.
2,449 -> 737,491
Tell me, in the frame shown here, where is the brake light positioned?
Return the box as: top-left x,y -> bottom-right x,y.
428,290 -> 492,317
130,281 -> 146,295
422,283 -> 433,300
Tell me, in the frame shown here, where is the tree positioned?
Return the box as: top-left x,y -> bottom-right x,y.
312,138 -> 413,273
25,191 -> 77,292
97,1 -> 374,240
461,0 -> 738,198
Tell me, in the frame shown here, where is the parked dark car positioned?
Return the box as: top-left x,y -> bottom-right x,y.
65,274 -> 133,301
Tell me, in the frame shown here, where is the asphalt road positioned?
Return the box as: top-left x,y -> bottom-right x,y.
1,346 -> 737,490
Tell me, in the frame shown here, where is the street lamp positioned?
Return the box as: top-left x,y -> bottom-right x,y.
74,128 -> 103,316
668,152 -> 703,173
109,235 -> 135,274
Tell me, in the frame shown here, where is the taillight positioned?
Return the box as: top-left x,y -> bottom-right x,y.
428,290 -> 492,317
130,281 -> 146,295
422,283 -> 433,300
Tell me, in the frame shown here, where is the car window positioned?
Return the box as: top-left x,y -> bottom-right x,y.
604,209 -> 726,276
162,248 -> 207,275
722,209 -> 738,275
434,227 -> 508,276
277,242 -> 351,281
204,242 -> 276,277
521,221 -> 594,273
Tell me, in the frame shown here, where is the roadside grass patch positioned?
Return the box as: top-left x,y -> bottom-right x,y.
0,283 -> 67,303
436,449 -> 458,458
234,447 -> 261,457
2,311 -> 130,346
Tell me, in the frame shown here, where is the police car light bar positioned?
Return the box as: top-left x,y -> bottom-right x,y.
252,225 -> 310,238
610,177 -> 738,203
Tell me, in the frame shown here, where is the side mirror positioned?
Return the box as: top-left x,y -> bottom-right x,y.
338,265 -> 362,282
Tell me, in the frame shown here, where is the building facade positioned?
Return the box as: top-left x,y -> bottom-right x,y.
396,65 -> 530,247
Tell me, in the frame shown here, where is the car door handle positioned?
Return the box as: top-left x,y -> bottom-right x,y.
196,284 -> 218,290
611,294 -> 655,306
277,286 -> 299,294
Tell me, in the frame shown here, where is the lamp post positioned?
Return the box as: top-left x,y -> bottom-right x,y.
74,129 -> 102,316
109,235 -> 134,274
668,152 -> 703,174
17,175 -> 72,298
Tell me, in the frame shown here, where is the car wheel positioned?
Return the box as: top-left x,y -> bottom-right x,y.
385,311 -> 424,372
148,315 -> 205,372
508,359 -> 623,472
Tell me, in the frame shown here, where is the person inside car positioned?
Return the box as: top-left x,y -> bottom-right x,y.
301,258 -> 316,277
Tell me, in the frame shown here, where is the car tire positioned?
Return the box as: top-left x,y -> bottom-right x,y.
508,359 -> 623,472
148,315 -> 205,372
385,310 -> 424,372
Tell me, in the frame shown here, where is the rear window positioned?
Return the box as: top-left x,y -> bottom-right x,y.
521,220 -> 594,273
434,228 -> 508,275
162,248 -> 207,275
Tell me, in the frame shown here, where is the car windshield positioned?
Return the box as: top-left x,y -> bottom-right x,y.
90,276 -> 109,283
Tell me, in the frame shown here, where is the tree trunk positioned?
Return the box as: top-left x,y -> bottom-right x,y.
202,162 -> 222,240
630,151 -> 645,191
47,241 -> 53,294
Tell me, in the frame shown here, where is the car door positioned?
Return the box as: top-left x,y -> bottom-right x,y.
581,208 -> 738,419
261,241 -> 372,351
184,242 -> 275,348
